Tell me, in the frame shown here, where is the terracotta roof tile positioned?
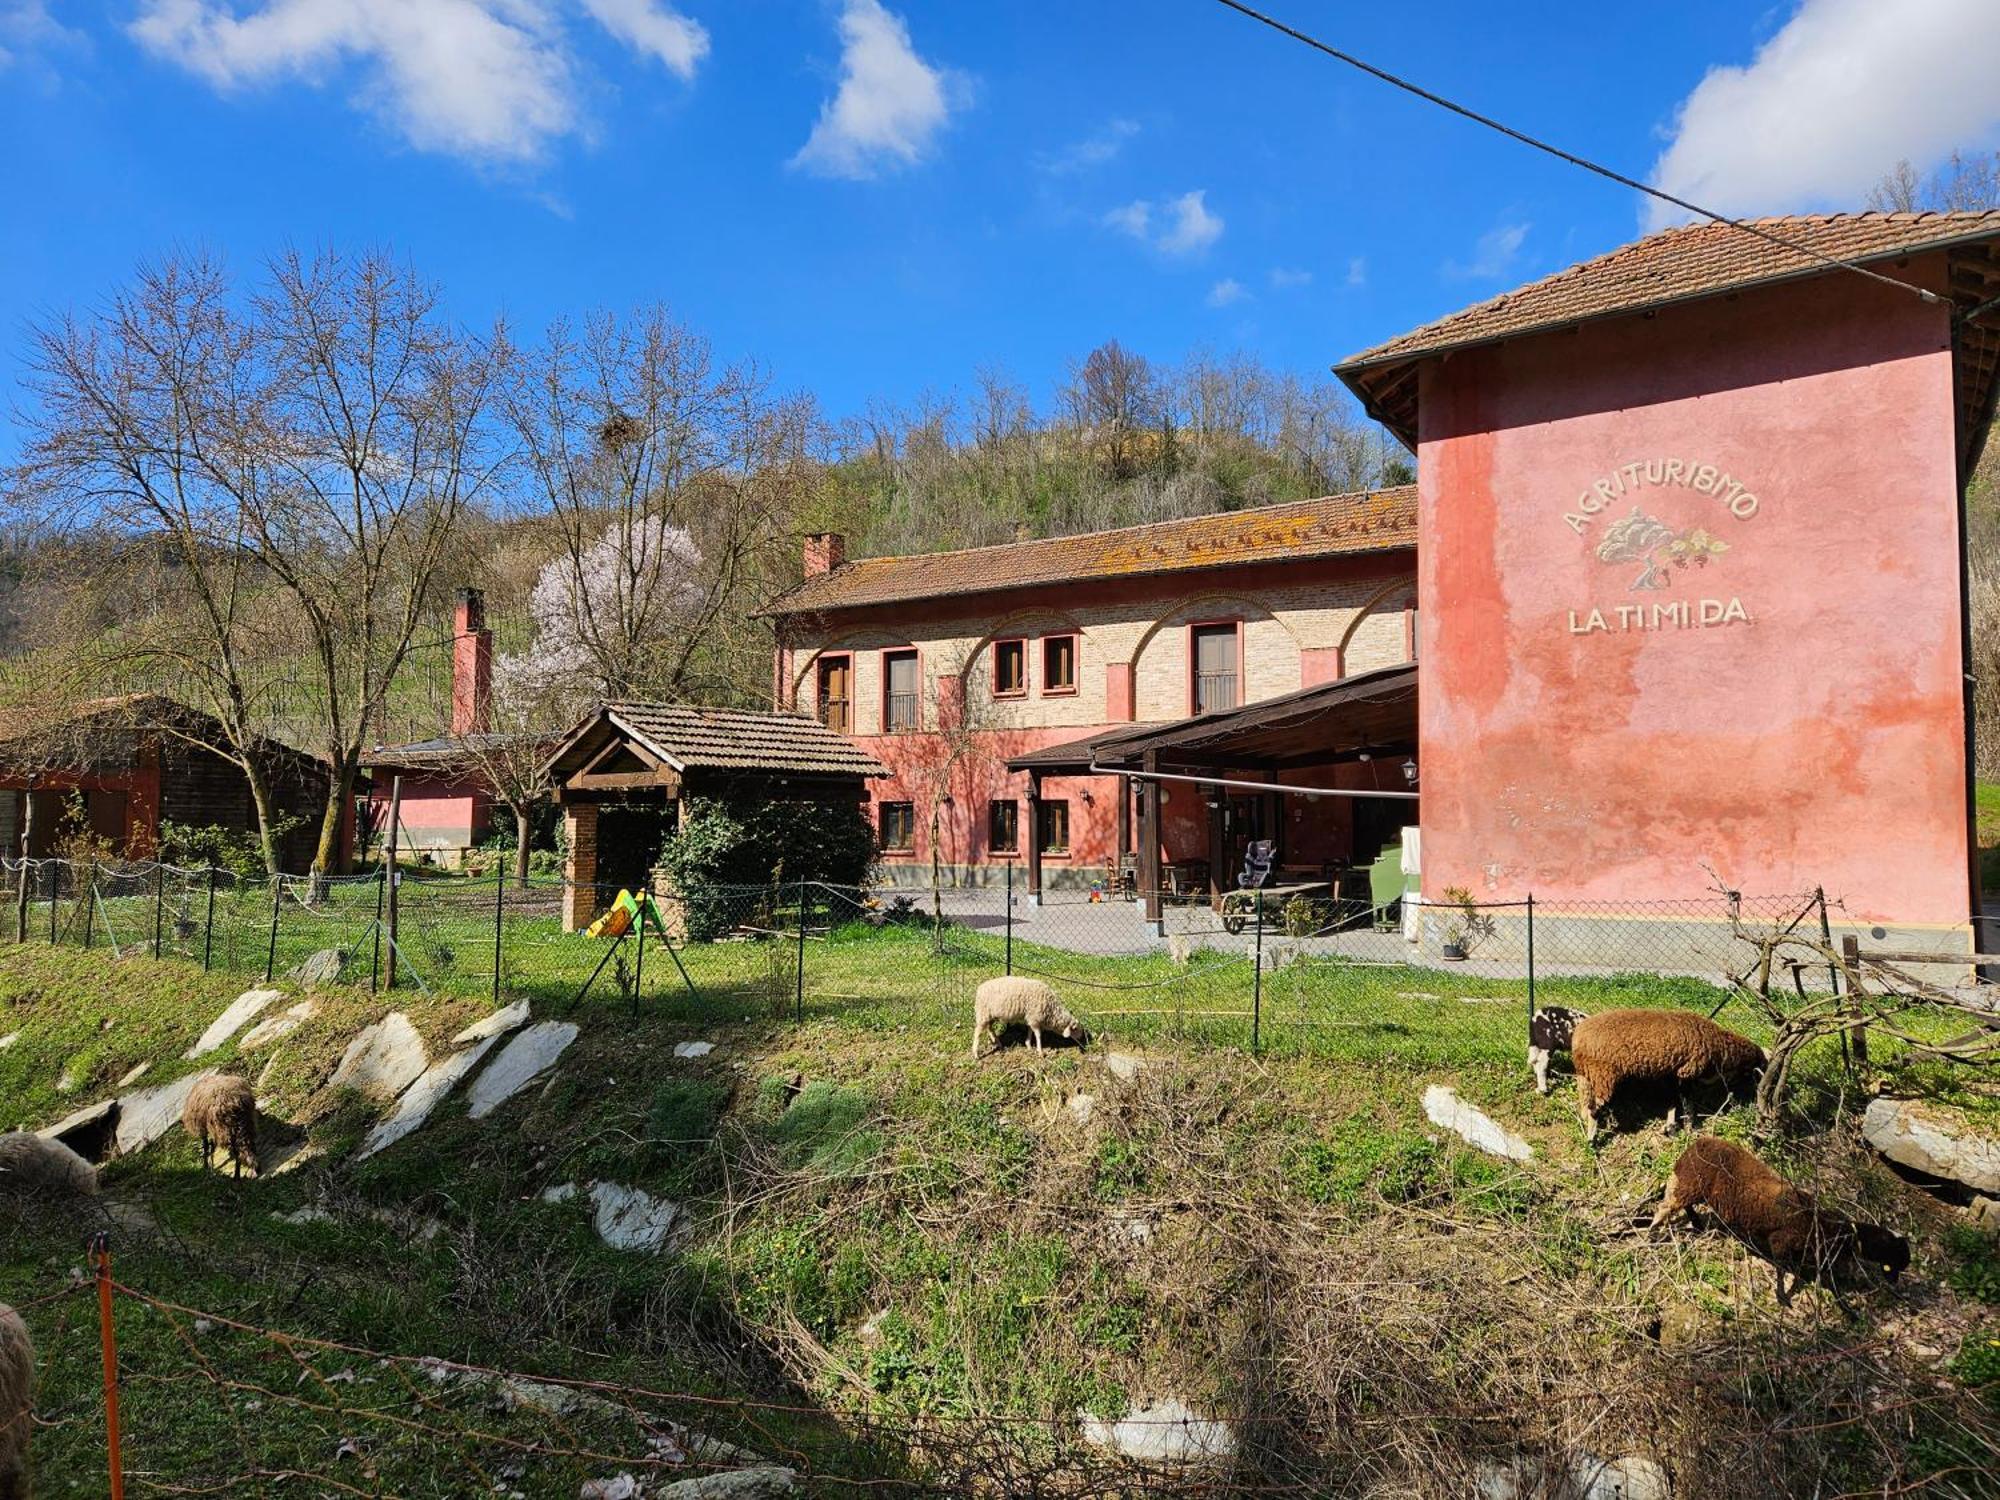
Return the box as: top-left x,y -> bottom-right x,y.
1338,211 -> 2000,374
760,487 -> 1416,618
604,702 -> 886,777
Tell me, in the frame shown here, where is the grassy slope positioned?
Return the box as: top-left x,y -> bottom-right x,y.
1980,779 -> 2000,894
1,938 -> 1996,1497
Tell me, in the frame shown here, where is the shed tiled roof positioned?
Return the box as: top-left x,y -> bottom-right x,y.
604,702 -> 886,778
1337,212 -> 2000,468
759,487 -> 1416,618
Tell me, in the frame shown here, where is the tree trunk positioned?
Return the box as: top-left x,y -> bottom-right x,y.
244,763 -> 283,878
311,752 -> 357,881
515,806 -> 531,889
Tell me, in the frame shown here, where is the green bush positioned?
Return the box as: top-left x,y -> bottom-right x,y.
656,795 -> 877,940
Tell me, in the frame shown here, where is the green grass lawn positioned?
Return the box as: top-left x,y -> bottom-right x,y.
1980,778 -> 2000,893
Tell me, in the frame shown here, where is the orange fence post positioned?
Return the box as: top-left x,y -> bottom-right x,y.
90,1232 -> 126,1500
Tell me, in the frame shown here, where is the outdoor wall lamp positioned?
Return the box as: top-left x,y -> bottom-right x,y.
1401,759 -> 1418,785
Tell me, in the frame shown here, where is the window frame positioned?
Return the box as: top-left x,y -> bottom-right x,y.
990,637 -> 1028,699
1035,797 -> 1071,857
814,652 -> 854,735
881,648 -> 921,733
1187,619 -> 1244,716
877,800 -> 916,853
986,798 -> 1020,855
1039,632 -> 1079,697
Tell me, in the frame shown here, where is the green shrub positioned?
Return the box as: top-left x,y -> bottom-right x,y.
770,1081 -> 880,1176
647,1077 -> 729,1151
657,796 -> 877,940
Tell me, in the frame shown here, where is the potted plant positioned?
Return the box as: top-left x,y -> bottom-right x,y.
1437,885 -> 1492,961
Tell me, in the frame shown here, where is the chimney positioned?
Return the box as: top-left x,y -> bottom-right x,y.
803,532 -> 846,577
451,587 -> 492,737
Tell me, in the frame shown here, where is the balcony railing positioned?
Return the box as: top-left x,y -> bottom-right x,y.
885,691 -> 921,733
1194,670 -> 1239,715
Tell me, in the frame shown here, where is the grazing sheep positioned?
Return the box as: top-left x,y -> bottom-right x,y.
971,977 -> 1087,1059
1570,1008 -> 1766,1141
182,1074 -> 260,1179
0,1132 -> 98,1199
1527,1005 -> 1587,1094
0,1301 -> 30,1500
1651,1135 -> 1909,1307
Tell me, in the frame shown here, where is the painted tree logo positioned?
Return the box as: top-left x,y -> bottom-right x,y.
1594,507 -> 1729,591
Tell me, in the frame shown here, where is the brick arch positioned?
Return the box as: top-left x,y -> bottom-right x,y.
1336,577 -> 1416,663
788,629 -> 905,703
1126,591 -> 1303,667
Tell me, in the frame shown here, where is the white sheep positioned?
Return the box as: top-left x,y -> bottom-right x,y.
0,1132 -> 99,1199
971,977 -> 1087,1060
0,1301 -> 31,1500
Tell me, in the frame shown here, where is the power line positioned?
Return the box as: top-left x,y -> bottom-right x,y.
1208,0 -> 1948,309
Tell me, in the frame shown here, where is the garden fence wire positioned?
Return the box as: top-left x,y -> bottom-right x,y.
0,857 -> 1976,1056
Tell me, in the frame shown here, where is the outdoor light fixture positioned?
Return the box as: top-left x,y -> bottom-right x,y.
1357,751 -> 1372,762
1401,759 -> 1418,785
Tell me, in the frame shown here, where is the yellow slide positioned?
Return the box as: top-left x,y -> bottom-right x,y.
585,889 -> 669,940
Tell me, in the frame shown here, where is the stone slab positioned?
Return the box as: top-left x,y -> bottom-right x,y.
356,1036 -> 502,1160
1078,1398 -> 1236,1465
1863,1097 -> 2000,1194
117,1070 -> 218,1155
453,999 -> 532,1046
1423,1085 -> 1534,1163
329,1013 -> 429,1101
466,1022 -> 578,1120
187,989 -> 283,1059
241,1000 -> 319,1051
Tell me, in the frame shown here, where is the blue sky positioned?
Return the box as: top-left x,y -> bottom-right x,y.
4,0 -> 1999,450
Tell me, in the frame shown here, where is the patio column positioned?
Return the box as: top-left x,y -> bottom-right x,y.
1140,751 -> 1162,933
561,801 -> 598,933
1114,774 -> 1130,860
1025,771 -> 1043,905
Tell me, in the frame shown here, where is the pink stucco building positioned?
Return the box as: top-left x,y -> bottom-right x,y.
1338,211 -> 2000,935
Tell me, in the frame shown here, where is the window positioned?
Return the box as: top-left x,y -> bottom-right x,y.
883,650 -> 920,732
1041,633 -> 1077,695
992,638 -> 1027,697
987,799 -> 1019,853
1035,798 -> 1070,855
1191,623 -> 1240,714
815,654 -> 852,735
878,801 -> 915,851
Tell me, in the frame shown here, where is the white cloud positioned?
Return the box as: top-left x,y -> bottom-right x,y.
1105,189 -> 1224,257
126,0 -> 706,166
1206,278 -> 1249,308
579,0 -> 706,79
1269,266 -> 1312,290
1345,256 -> 1367,287
1040,117 -> 1138,175
792,0 -> 966,180
1443,221 -> 1530,281
1646,0 -> 2000,229
1,0 -> 86,68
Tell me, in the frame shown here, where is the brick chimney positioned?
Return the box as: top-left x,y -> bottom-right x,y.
451,588 -> 492,737
803,532 -> 846,577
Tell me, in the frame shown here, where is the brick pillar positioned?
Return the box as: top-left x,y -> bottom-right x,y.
562,802 -> 598,932
1106,661 -> 1135,721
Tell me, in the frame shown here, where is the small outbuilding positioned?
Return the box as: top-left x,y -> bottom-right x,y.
543,701 -> 887,931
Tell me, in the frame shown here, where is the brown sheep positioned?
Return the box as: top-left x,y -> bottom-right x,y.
182,1074 -> 259,1179
0,1133 -> 98,1199
1651,1135 -> 1909,1307
1570,1008 -> 1766,1141
0,1301 -> 30,1500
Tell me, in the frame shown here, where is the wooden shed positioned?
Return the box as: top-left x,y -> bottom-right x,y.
543,701 -> 887,931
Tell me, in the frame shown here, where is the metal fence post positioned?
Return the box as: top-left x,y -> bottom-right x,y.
1526,893 -> 1537,1034
1005,860 -> 1013,976
1252,888 -> 1263,1056
492,865 -> 505,1008
794,880 -> 808,1024
264,877 -> 281,982
82,861 -> 96,950
48,861 -> 58,945
202,867 -> 217,972
632,886 -> 648,1018
370,869 -> 385,993
152,863 -> 165,959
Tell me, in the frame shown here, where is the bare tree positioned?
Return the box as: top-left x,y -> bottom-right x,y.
1869,151 -> 2000,213
1060,340 -> 1160,480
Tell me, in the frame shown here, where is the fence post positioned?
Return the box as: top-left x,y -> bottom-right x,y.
1840,931 -> 1869,1067
48,861 -> 59,945
264,877 -> 281,983
1526,893 -> 1536,1035
91,1232 -> 126,1500
82,861 -> 96,950
1004,860 -> 1013,976
632,885 -> 647,1019
152,863 -> 165,960
14,856 -> 28,944
202,867 -> 217,972
1251,888 -> 1263,1056
794,880 -> 808,1024
370,869 -> 386,993
492,865 -> 505,1008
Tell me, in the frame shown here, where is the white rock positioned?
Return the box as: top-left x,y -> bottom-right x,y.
580,1476 -> 639,1500
241,1000 -> 319,1051
588,1182 -> 681,1253
1968,1195 -> 2000,1230
1067,1093 -> 1096,1125
452,1000 -> 531,1046
55,1067 -> 79,1095
1101,1052 -> 1145,1083
117,1062 -> 151,1088
1422,1085 -> 1534,1163
355,1036 -> 502,1160
466,1022 -> 578,1120
1571,1455 -> 1671,1500
329,1014 -> 429,1101
274,1205 -> 338,1226
1106,1210 -> 1152,1245
673,1041 -> 716,1059
653,1469 -> 799,1498
0,1032 -> 18,1050
289,949 -> 346,986
1863,1097 -> 2000,1195
540,1182 -> 580,1204
117,1071 -> 218,1154
1078,1399 -> 1236,1465
187,989 -> 283,1059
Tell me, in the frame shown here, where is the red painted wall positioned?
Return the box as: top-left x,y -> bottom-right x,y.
1417,259 -> 1970,923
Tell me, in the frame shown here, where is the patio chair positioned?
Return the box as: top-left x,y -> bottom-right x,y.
1368,844 -> 1403,930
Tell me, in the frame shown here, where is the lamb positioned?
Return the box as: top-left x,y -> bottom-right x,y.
1651,1135 -> 1909,1307
971,977 -> 1087,1059
1569,1008 -> 1766,1141
0,1132 -> 98,1199
0,1301 -> 31,1500
182,1073 -> 260,1179
1527,1005 -> 1587,1094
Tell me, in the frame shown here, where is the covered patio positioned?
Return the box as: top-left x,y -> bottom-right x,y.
1006,664 -> 1419,930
